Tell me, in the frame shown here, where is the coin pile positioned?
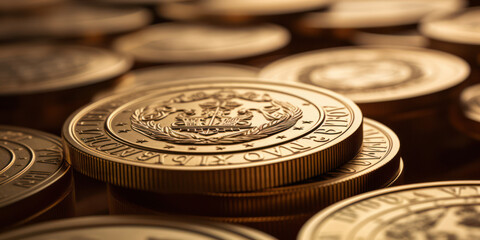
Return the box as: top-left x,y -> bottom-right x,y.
2,0 -> 480,239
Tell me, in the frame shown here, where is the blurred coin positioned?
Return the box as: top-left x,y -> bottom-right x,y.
451,83 -> 480,140
0,2 -> 152,40
0,126 -> 73,229
107,118 -> 402,217
351,30 -> 428,47
0,43 -> 132,133
0,0 -> 65,12
93,63 -> 259,100
260,46 -> 470,119
63,78 -> 363,193
113,22 -> 290,63
298,181 -> 480,240
420,7 -> 480,65
300,0 -> 466,30
0,215 -> 275,239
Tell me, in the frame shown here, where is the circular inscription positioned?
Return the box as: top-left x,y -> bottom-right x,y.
260,46 -> 469,103
63,78 -> 363,193
298,181 -> 480,240
0,215 -> 275,240
0,44 -> 131,95
113,22 -> 290,63
0,126 -> 70,209
300,0 -> 466,29
420,7 -> 480,46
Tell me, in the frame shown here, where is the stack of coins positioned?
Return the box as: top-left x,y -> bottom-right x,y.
61,78 -> 405,238
0,126 -> 74,230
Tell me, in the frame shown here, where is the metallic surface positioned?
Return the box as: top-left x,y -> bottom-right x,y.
298,181 -> 480,240
107,118 -> 400,217
113,23 -> 290,63
0,126 -> 73,229
260,46 -> 470,118
0,215 -> 275,240
63,78 -> 363,193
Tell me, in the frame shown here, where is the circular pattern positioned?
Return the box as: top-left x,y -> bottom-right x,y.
113,22 -> 290,63
298,181 -> 480,240
63,78 -> 363,193
420,7 -> 480,46
0,215 -> 275,240
260,46 -> 469,104
94,64 -> 259,99
0,125 -> 71,227
108,118 -> 402,217
0,2 -> 152,40
300,0 -> 466,29
0,44 -> 132,95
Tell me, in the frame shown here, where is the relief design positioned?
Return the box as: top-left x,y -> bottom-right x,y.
383,205 -> 480,240
131,90 -> 302,145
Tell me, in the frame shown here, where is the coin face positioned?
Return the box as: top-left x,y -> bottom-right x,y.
0,126 -> 71,225
260,46 -> 469,103
0,215 -> 275,240
421,7 -> 480,46
0,44 -> 131,95
298,181 -> 480,240
300,0 -> 466,29
113,23 -> 290,63
95,64 -> 259,99
0,2 -> 152,39
63,78 -> 363,193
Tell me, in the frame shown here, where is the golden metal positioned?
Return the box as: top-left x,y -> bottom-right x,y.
63,78 -> 363,193
299,181 -> 480,240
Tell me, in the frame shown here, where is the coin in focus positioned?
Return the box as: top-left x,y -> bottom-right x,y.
0,126 -> 74,230
63,78 -> 363,193
107,118 -> 401,217
298,181 -> 480,240
0,215 -> 275,239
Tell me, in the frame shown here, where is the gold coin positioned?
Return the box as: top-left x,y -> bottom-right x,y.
0,126 -> 73,229
420,7 -> 480,46
298,181 -> 480,240
112,22 -> 290,63
0,215 -> 275,240
351,30 -> 427,48
299,0 -> 466,29
158,0 -> 330,21
0,2 -> 152,40
107,118 -> 401,216
0,0 -> 65,12
63,78 -> 363,193
93,63 -> 259,100
450,83 -> 480,140
260,46 -> 470,117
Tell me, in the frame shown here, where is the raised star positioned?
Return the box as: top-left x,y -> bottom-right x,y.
118,129 -> 131,133
136,139 -> 148,143
302,103 -> 310,106
293,127 -> 304,130
243,143 -> 254,148
216,146 -> 226,150
164,145 -> 174,149
116,122 -> 127,127
302,121 -> 313,124
276,135 -> 287,139
188,147 -> 197,150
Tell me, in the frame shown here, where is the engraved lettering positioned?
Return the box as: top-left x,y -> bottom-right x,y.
244,152 -> 264,161
36,146 -> 63,165
14,171 -> 50,188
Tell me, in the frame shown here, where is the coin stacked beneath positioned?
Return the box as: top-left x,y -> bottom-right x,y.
61,78 -> 405,238
0,126 -> 74,230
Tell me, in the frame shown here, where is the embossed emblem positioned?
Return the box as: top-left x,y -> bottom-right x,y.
131,90 -> 302,145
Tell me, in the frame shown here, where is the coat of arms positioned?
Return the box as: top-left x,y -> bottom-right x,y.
130,90 -> 302,145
